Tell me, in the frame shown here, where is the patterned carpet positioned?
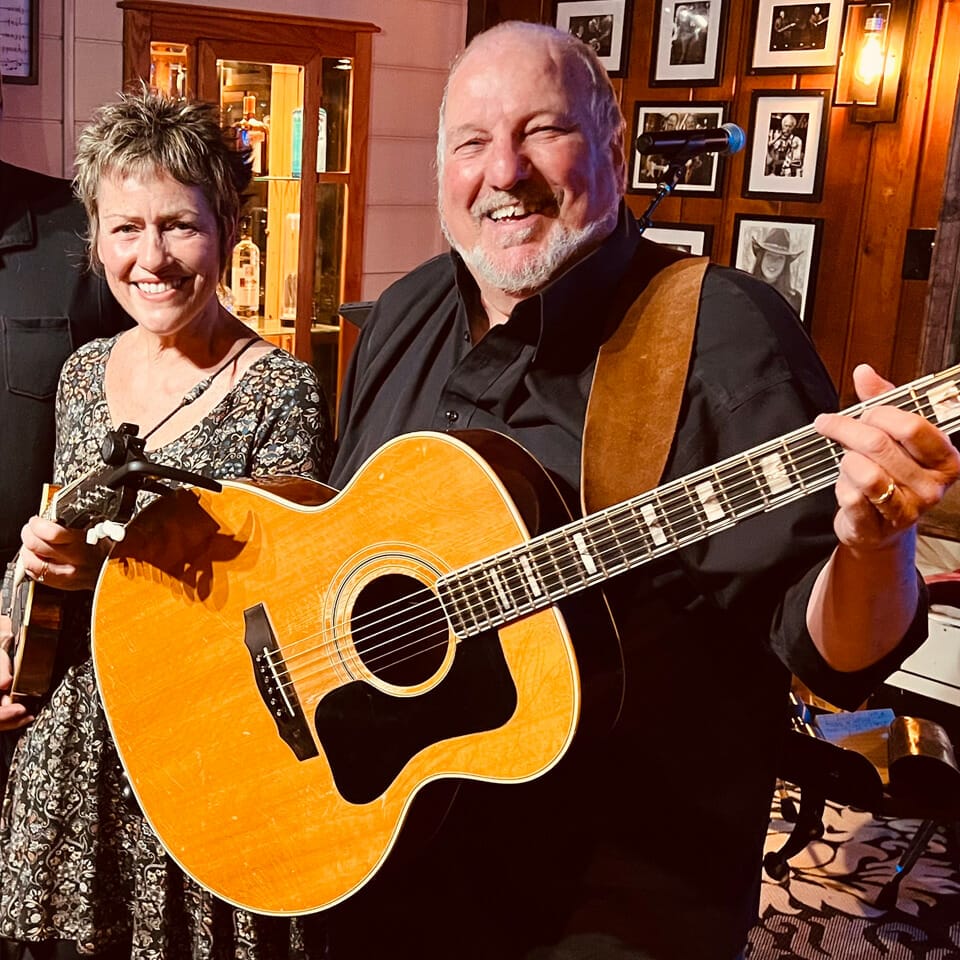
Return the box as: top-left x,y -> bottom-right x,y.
748,793 -> 960,959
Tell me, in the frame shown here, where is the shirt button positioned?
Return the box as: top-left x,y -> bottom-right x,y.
445,410 -> 459,423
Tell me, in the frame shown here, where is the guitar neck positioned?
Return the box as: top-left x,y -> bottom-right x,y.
438,365 -> 960,637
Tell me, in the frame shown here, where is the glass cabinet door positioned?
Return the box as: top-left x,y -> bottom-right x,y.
127,1 -> 378,422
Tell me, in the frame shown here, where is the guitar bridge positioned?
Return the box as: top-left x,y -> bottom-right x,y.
243,603 -> 319,761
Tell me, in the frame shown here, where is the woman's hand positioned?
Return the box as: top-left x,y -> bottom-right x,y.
19,515 -> 113,592
0,641 -> 34,732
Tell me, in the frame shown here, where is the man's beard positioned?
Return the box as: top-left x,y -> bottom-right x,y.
440,193 -> 618,298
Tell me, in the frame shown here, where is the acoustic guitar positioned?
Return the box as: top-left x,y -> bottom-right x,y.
91,365 -> 960,917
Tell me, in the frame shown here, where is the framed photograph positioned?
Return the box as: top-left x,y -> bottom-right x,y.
651,0 -> 727,86
629,101 -> 727,197
555,0 -> 634,77
750,0 -> 844,72
0,0 -> 37,84
642,222 -> 715,256
732,214 -> 823,326
742,90 -> 829,202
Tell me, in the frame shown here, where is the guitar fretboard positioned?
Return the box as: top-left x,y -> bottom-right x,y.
437,365 -> 960,637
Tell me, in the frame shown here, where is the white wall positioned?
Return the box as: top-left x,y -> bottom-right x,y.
0,0 -> 466,299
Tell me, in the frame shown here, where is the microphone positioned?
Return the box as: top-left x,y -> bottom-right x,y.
635,122 -> 746,158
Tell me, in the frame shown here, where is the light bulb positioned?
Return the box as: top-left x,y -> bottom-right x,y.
854,14 -> 886,87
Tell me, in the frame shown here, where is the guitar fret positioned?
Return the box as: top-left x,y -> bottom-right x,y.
678,480 -> 707,540
640,497 -> 669,546
549,531 -> 589,592
593,512 -> 628,575
624,502 -> 657,558
434,364 -> 960,642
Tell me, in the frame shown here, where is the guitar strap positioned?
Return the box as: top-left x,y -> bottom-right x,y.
581,254 -> 709,516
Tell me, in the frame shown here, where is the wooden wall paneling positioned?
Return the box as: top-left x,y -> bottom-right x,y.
840,0 -> 942,399
797,111 -> 872,385
921,67 -> 960,371
912,0 -> 960,375
890,0 -> 959,386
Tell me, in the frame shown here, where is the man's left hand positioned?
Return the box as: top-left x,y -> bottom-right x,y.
814,363 -> 960,552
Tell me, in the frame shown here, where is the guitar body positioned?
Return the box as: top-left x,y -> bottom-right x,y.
92,431 -> 622,916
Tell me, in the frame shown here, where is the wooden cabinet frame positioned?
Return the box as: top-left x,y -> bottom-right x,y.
119,1 -> 378,399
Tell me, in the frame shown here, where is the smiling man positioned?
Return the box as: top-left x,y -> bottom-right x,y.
324,20 -> 958,960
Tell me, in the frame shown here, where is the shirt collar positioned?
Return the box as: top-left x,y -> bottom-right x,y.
450,201 -> 641,360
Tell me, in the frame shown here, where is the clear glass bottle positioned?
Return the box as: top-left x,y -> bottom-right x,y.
240,93 -> 269,175
231,216 -> 261,326
281,212 -> 301,323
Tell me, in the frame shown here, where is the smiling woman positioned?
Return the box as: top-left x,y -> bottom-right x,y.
0,87 -> 334,959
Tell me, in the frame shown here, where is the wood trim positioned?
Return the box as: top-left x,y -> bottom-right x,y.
117,1 -> 379,37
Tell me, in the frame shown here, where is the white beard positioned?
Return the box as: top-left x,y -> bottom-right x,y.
443,211 -> 617,298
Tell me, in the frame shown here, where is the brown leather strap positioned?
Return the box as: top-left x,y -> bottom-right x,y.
581,256 -> 709,515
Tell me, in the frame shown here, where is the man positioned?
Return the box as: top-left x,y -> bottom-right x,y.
322,21 -> 958,960
0,71 -> 129,570
765,113 -> 804,177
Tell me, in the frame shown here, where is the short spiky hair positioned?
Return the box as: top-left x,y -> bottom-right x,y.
73,85 -> 252,272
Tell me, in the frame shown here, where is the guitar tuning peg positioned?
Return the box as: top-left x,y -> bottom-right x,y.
86,521 -> 127,545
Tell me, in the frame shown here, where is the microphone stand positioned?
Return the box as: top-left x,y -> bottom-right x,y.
638,153 -> 693,234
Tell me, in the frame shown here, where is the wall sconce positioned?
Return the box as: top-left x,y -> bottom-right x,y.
834,0 -> 913,122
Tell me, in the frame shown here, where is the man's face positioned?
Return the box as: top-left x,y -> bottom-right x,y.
438,31 -> 621,300
781,115 -> 796,136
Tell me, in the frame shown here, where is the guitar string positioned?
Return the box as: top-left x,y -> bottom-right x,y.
266,376 -> 956,686
267,456 -> 844,694
277,428 -> 840,662
270,411 -> 896,678
275,418 -> 853,665
268,454 -> 845,689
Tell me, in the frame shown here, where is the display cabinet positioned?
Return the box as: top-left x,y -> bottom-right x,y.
119,1 -> 379,418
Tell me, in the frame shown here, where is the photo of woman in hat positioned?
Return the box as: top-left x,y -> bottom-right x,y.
749,226 -> 804,314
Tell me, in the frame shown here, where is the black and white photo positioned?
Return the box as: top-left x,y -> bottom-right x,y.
0,0 -> 37,84
642,222 -> 714,256
651,0 -> 726,85
629,101 -> 726,196
743,90 -> 829,201
750,0 -> 842,71
555,0 -> 633,76
732,214 -> 823,326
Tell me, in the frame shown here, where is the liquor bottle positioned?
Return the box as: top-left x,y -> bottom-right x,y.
231,216 -> 260,325
290,106 -> 328,177
240,93 -> 269,176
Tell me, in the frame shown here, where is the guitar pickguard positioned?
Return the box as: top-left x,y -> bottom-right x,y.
316,629 -> 516,804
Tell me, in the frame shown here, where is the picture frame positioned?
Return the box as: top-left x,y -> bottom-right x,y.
555,0 -> 634,77
629,101 -> 727,197
0,0 -> 38,84
650,0 -> 727,86
642,221 -> 715,256
749,0 -> 844,73
742,90 -> 829,202
731,214 -> 823,326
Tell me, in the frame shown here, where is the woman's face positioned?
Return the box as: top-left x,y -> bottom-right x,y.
759,251 -> 787,283
95,167 -> 223,338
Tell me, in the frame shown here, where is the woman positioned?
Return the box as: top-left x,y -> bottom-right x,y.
0,88 -> 333,958
750,226 -> 804,315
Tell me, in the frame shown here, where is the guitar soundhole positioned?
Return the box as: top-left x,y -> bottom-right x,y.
351,574 -> 448,687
